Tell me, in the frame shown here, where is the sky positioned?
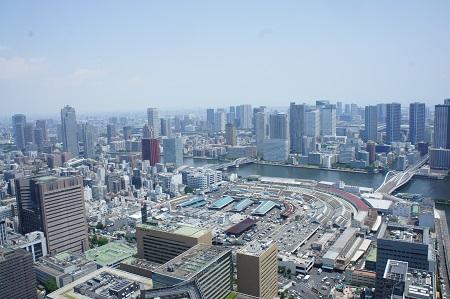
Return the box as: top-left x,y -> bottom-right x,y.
1,1 -> 450,116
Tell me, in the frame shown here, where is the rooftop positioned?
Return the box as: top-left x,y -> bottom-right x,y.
238,240 -> 276,256
378,222 -> 428,244
154,244 -> 230,280
84,242 -> 136,267
137,222 -> 210,238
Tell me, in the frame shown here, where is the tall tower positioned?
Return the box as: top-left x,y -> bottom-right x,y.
386,103 -> 401,143
61,105 -> 79,156
82,123 -> 96,158
409,102 -> 426,144
225,123 -> 237,146
163,137 -> 183,166
364,105 -> 378,142
434,103 -> 450,149
15,176 -> 89,254
289,102 -> 305,153
320,104 -> 336,136
206,108 -> 215,131
254,112 -> 267,156
12,114 -> 26,150
147,107 -> 160,138
269,113 -> 288,140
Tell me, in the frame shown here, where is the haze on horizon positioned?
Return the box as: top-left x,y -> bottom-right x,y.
1,1 -> 450,116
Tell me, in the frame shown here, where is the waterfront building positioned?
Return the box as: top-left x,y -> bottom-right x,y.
434,103 -> 450,149
320,104 -> 337,136
386,103 -> 401,143
269,113 -> 289,140
15,176 -> 89,254
61,105 -> 79,156
364,105 -> 378,142
254,111 -> 267,156
225,123 -> 237,146
263,139 -> 289,162
136,222 -> 212,264
147,107 -> 160,138
163,137 -> 183,166
409,102 -> 426,144
304,109 -> 320,138
0,248 -> 37,299
237,241 -> 278,299
289,102 -> 305,153
236,104 -> 252,129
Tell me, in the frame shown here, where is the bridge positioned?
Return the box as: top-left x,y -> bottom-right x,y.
209,157 -> 256,170
376,154 -> 429,194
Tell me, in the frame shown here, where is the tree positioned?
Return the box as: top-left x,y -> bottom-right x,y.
96,223 -> 104,230
44,278 -> 58,293
184,186 -> 194,194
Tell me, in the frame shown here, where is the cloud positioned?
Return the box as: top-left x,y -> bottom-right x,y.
0,56 -> 46,79
67,68 -> 108,86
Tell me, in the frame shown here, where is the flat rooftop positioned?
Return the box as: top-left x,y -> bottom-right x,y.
137,222 -> 210,238
238,241 -> 276,257
153,244 -> 230,281
85,242 -> 136,267
210,196 -> 235,209
378,222 -> 428,244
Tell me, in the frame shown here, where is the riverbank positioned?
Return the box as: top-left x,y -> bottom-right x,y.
255,161 -> 375,174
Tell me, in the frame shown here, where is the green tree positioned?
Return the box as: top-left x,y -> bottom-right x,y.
95,223 -> 104,230
44,278 -> 58,293
184,186 -> 194,194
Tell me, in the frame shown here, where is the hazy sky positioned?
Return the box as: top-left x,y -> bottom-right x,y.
1,1 -> 450,116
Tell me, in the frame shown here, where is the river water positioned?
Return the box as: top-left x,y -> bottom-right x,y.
183,158 -> 450,230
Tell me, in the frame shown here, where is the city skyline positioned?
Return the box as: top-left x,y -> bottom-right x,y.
1,1 -> 450,115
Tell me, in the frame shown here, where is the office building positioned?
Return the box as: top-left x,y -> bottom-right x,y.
148,244 -> 233,299
367,141 -> 376,164
106,123 -> 115,143
163,137 -> 183,166
12,113 -> 26,150
263,139 -> 289,162
24,122 -> 35,145
16,176 -> 89,254
377,103 -> 387,123
36,119 -> 48,141
225,123 -> 237,146
430,148 -> 450,169
0,248 -> 37,299
254,112 -> 267,156
123,125 -> 133,140
433,103 -> 450,149
375,222 -> 435,298
269,113 -> 288,140
386,103 -> 401,143
289,102 -> 305,153
409,102 -> 426,144
147,107 -> 160,138
237,242 -> 278,299
365,105 -> 378,142
142,138 -> 160,166
160,118 -> 171,137
215,110 -> 226,132
206,108 -> 215,131
381,259 -> 408,299
1,230 -> 47,262
136,222 -> 212,264
320,104 -> 336,136
61,105 -> 79,156
304,109 -> 320,138
236,104 -> 252,129
81,123 -> 95,158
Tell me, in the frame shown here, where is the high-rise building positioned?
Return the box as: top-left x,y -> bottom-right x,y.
35,119 -> 48,141
381,259 -> 408,299
289,102 -> 305,153
336,101 -> 343,118
163,137 -> 183,166
254,112 -> 267,156
123,126 -> 133,140
106,124 -> 116,144
364,105 -> 378,142
320,104 -> 336,136
160,118 -> 171,137
147,107 -> 160,138
269,113 -> 288,140
236,104 -> 252,129
136,223 -> 212,264
24,122 -> 35,145
409,102 -> 426,144
82,123 -> 96,158
215,110 -> 226,132
0,248 -> 37,299
206,108 -> 215,131
375,223 -> 435,298
61,105 -> 79,156
367,141 -> 376,164
386,103 -> 401,143
377,103 -> 387,123
12,114 -> 26,150
434,103 -> 450,149
237,242 -> 278,298
225,123 -> 237,146
15,176 -> 89,254
142,138 -> 160,166
304,109 -> 320,138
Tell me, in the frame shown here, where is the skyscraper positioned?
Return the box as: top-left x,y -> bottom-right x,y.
304,109 -> 320,138
82,123 -> 96,158
434,103 -> 450,149
160,118 -> 171,137
142,138 -> 160,166
215,110 -> 226,132
106,124 -> 116,144
320,104 -> 336,136
225,123 -> 237,146
364,105 -> 378,142
61,105 -> 79,156
12,114 -> 26,150
16,176 -> 89,254
289,102 -> 305,153
163,137 -> 183,166
409,102 -> 426,144
269,113 -> 288,140
147,107 -> 160,138
206,108 -> 215,131
254,112 -> 267,156
0,248 -> 37,299
386,103 -> 401,143
35,119 -> 48,141
236,104 -> 252,129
